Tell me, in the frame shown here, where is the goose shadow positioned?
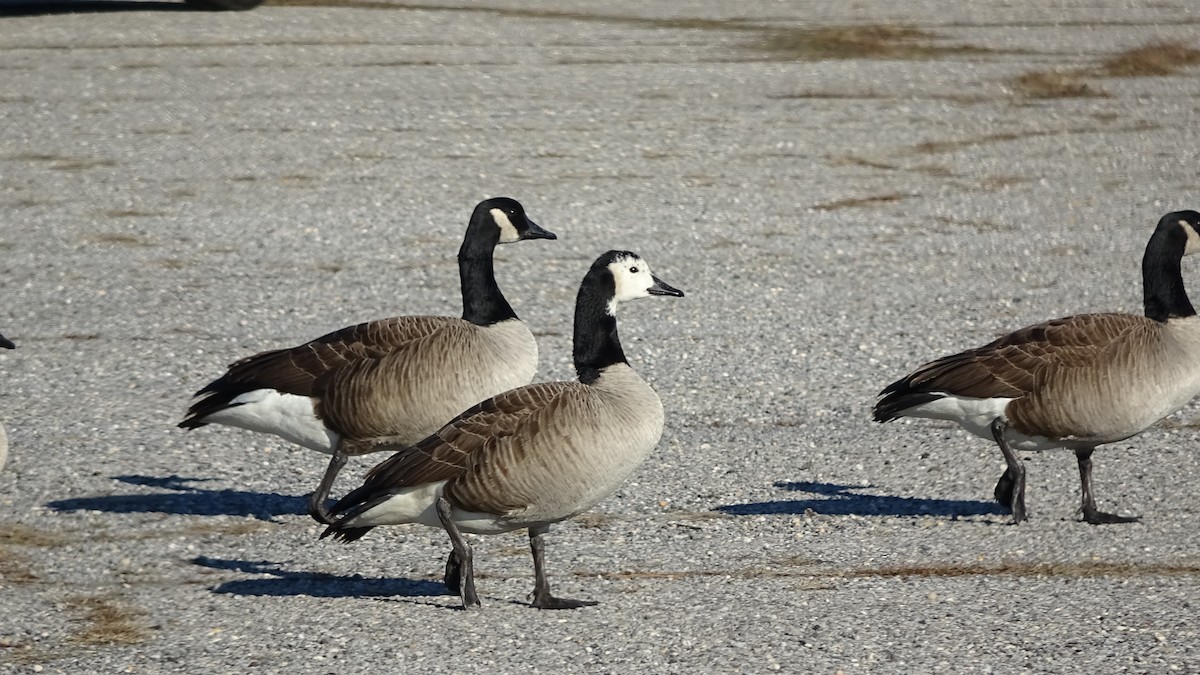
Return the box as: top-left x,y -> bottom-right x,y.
46,474 -> 307,521
192,555 -> 448,599
716,481 -> 1007,518
0,1 -> 195,17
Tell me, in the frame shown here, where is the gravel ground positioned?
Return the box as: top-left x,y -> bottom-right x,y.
2,1 -> 1200,672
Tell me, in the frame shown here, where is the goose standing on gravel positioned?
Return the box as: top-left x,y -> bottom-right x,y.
874,210 -> 1200,524
322,250 -> 684,610
179,198 -> 556,523
0,331 -> 13,472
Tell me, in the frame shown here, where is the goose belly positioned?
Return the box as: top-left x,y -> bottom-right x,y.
1013,367 -> 1200,445
462,399 -> 665,527
201,389 -> 339,453
523,438 -> 656,524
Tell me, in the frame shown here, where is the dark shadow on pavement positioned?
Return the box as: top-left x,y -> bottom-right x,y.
46,474 -> 307,521
716,481 -> 1007,518
192,555 -> 449,598
0,1 -> 194,17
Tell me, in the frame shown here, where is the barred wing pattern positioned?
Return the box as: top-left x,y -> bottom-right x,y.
359,381 -> 578,494
181,315 -> 458,425
875,313 -> 1149,421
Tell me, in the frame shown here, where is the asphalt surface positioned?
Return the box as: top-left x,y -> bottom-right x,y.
2,1 -> 1200,672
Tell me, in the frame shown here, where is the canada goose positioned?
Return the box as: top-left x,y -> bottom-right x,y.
321,250 -> 684,610
179,197 -> 556,523
0,331 -> 13,471
874,210 -> 1200,524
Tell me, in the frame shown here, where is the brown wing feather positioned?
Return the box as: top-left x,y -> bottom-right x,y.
310,320 -> 485,438
182,315 -> 466,428
885,313 -> 1148,399
359,381 -> 577,490
221,316 -> 461,396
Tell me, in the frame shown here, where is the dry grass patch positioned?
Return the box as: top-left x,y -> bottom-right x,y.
0,525 -> 70,584
812,192 -> 910,211
979,174 -> 1032,190
84,232 -> 154,247
66,595 -> 150,646
10,153 -> 116,171
1100,40 -> 1200,77
914,132 -> 1018,154
847,560 -> 1200,579
0,549 -> 40,583
758,25 -> 990,61
103,209 -> 169,218
579,559 -> 1200,586
913,164 -> 955,177
1011,70 -> 1104,98
0,524 -> 71,548
912,121 -> 1161,156
828,155 -> 899,171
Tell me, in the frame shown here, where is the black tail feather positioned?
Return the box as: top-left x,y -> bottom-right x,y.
320,524 -> 374,543
177,378 -> 262,429
318,483 -> 400,544
873,388 -> 942,423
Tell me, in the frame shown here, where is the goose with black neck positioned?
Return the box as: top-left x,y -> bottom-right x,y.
874,210 -> 1200,524
322,250 -> 684,610
179,197 -> 556,524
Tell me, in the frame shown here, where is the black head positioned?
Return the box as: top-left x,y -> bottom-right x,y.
0,332 -> 12,349
471,197 -> 556,245
1143,210 -> 1200,322
1156,210 -> 1200,256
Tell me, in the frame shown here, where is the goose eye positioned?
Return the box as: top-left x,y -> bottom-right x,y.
629,266 -> 639,273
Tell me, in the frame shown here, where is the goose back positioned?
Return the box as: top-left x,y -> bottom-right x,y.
315,318 -> 538,443
182,315 -> 456,421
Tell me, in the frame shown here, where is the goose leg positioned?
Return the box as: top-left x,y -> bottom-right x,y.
308,448 -> 348,524
443,550 -> 462,595
527,524 -> 597,610
1076,447 -> 1139,524
990,419 -> 1027,524
993,468 -> 1017,509
436,496 -> 480,609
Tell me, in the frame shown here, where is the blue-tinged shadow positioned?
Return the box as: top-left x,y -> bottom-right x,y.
0,1 -> 195,17
716,481 -> 1007,518
192,555 -> 448,599
46,474 -> 306,521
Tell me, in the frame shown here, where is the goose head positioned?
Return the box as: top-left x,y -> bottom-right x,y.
1168,210 -> 1200,256
1143,210 -> 1200,322
0,332 -> 12,350
476,197 -> 556,245
599,250 -> 684,315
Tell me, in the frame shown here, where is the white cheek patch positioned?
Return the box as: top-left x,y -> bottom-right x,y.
608,257 -> 651,308
491,208 -> 520,243
1182,220 -> 1200,256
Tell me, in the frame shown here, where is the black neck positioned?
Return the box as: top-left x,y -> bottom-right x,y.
1143,222 -> 1195,322
458,224 -> 517,326
573,273 -> 626,385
